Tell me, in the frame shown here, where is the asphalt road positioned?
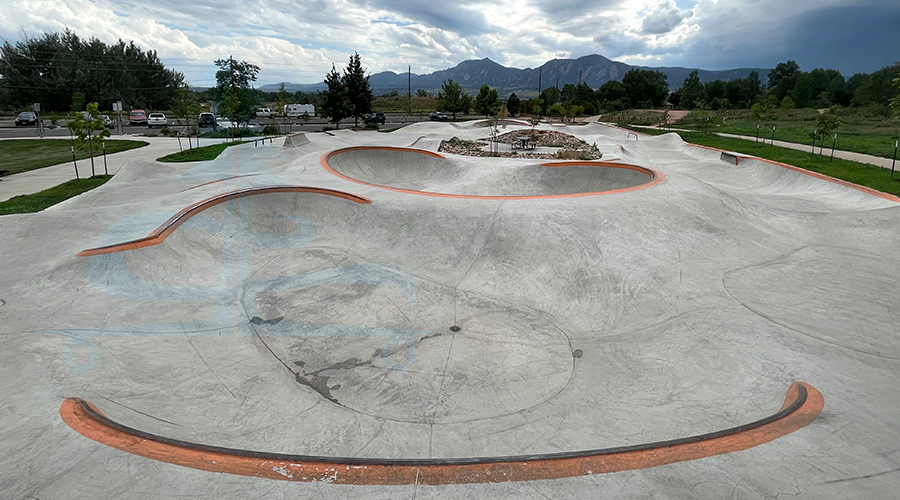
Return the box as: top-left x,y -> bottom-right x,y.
0,116 -> 435,139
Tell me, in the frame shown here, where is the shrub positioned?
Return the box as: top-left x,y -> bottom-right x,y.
262,125 -> 279,135
364,122 -> 379,130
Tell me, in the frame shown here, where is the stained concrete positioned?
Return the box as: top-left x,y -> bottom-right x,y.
1,121 -> 899,499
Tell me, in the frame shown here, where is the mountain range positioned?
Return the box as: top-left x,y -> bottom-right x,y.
258,54 -> 770,97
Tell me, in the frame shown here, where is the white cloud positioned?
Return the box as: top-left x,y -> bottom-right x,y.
0,0 -> 894,84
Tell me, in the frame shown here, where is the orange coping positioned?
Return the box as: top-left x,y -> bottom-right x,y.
320,147 -> 664,200
76,186 -> 371,257
60,382 -> 822,485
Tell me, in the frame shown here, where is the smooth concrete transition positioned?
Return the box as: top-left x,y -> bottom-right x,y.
323,146 -> 660,198
1,120 -> 900,498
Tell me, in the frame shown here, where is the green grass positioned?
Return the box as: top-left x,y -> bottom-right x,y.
156,141 -> 246,162
0,139 -> 148,175
632,127 -> 900,197
0,175 -> 113,215
672,107 -> 900,159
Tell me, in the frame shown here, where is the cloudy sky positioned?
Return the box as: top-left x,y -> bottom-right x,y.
1,0 -> 897,86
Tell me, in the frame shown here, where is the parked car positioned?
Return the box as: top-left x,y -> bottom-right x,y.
429,112 -> 449,121
256,107 -> 272,118
15,111 -> 38,126
364,112 -> 386,124
129,109 -> 148,125
98,115 -> 112,128
147,113 -> 167,128
198,112 -> 216,128
79,111 -> 96,122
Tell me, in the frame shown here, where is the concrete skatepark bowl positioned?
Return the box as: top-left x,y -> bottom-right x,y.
1,121 -> 899,498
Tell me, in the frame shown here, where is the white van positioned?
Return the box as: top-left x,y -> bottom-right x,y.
256,107 -> 272,118
284,104 -> 316,117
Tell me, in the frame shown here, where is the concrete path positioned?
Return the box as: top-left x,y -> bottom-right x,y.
714,132 -> 898,170
1,122 -> 899,499
629,124 -> 898,171
0,135 -> 230,203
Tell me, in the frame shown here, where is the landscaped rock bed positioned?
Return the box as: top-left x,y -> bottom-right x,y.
438,130 -> 602,160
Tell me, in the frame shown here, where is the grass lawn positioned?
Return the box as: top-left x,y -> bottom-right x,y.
632,127 -> 900,197
0,139 -> 148,175
671,107 -> 900,159
0,175 -> 113,215
156,141 -> 246,162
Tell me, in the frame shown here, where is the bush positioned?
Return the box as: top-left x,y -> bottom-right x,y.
262,125 -> 279,135
160,127 -> 173,136
364,122 -> 379,130
200,127 -> 259,138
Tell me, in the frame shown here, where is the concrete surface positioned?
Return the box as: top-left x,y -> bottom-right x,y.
1,121 -> 899,498
0,136 -> 230,203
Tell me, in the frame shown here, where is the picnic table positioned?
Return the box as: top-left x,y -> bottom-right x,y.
514,137 -> 536,150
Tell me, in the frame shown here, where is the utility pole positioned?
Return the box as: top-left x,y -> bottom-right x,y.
538,67 -> 542,96
408,65 -> 411,123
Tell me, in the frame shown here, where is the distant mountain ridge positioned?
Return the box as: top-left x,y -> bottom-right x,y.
258,54 -> 770,96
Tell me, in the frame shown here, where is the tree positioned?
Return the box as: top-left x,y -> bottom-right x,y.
172,83 -> 201,139
506,93 -> 521,117
596,80 -> 627,110
789,73 -> 815,108
680,70 -> 705,109
473,84 -> 500,117
215,57 -> 260,133
539,87 -> 560,115
622,69 -> 669,108
0,29 -> 183,112
768,60 -> 801,101
890,77 -> 900,117
319,64 -> 349,128
436,79 -> 471,118
548,103 -> 566,122
67,102 -> 110,177
416,89 -> 429,97
815,106 -> 842,155
343,52 -> 374,127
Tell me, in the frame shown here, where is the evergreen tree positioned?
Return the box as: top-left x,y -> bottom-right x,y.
680,70 -> 705,109
436,79 -> 471,118
343,52 -> 374,127
473,84 -> 500,117
320,64 -> 349,128
506,93 -> 521,116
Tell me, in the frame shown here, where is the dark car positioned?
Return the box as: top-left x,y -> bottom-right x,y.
198,112 -> 216,128
429,112 -> 449,122
15,111 -> 38,126
364,112 -> 386,124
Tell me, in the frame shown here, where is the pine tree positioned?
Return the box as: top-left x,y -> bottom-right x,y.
474,84 -> 500,118
320,64 -> 349,128
343,52 -> 374,127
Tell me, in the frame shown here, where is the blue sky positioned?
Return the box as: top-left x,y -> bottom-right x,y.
1,0 -> 896,86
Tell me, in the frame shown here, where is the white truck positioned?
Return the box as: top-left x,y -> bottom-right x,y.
284,104 -> 316,117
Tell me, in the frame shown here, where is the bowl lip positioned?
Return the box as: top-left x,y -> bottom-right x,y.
320,146 -> 664,200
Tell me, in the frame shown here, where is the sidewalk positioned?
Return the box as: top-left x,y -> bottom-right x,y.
630,124 -> 898,171
0,135 -> 229,203
713,132 -> 897,171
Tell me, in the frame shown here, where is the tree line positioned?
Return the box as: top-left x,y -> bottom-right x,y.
0,29 -> 184,112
